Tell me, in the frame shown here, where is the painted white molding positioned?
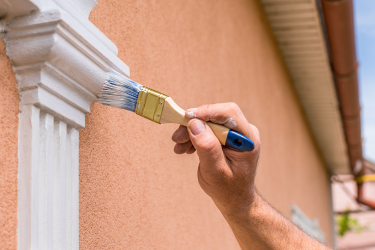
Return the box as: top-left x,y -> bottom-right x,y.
291,204 -> 326,243
2,0 -> 130,249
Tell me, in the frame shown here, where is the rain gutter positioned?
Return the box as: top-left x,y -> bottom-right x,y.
320,0 -> 375,208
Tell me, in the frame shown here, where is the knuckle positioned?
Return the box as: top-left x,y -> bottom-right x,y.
228,103 -> 242,117
200,104 -> 214,120
197,103 -> 244,125
227,102 -> 240,112
249,123 -> 261,142
197,104 -> 219,121
250,123 -> 259,134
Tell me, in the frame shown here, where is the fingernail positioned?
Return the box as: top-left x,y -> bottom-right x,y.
186,108 -> 197,118
189,120 -> 205,136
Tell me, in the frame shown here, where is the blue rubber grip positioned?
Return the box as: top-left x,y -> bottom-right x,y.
225,129 -> 255,151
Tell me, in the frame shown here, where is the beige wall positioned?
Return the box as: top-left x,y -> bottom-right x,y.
0,39 -> 19,250
80,0 -> 333,248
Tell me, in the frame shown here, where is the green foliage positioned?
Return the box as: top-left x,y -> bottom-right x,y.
336,212 -> 366,236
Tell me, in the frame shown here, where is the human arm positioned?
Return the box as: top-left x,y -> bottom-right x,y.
172,103 -> 331,250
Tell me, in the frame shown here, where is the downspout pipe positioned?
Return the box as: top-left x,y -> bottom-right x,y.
320,0 -> 374,208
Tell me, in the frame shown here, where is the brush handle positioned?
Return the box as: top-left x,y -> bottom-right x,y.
160,97 -> 254,152
206,123 -> 255,151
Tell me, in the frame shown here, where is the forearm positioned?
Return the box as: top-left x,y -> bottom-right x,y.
173,103 -> 330,249
220,193 -> 331,250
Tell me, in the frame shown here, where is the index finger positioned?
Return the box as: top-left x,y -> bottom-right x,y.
185,102 -> 252,139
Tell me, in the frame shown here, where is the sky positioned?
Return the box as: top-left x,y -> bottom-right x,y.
354,0 -> 375,162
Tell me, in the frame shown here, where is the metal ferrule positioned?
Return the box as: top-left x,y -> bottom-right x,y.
135,86 -> 168,123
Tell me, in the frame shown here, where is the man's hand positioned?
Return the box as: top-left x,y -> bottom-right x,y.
171,103 -> 331,250
172,103 -> 260,214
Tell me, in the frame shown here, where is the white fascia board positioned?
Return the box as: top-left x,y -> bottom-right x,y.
261,0 -> 351,174
2,0 -> 129,249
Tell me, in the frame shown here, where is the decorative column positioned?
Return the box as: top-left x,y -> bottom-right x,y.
2,0 -> 129,248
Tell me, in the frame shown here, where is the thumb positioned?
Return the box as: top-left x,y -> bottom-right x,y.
187,119 -> 227,174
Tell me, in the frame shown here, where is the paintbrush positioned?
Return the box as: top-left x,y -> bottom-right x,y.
98,70 -> 254,151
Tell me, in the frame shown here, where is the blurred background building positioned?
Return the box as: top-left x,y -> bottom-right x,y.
332,160 -> 375,249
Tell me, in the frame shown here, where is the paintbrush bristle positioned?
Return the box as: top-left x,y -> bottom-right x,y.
98,70 -> 143,112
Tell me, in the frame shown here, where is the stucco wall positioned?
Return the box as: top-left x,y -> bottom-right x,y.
80,0 -> 333,248
0,38 -> 19,250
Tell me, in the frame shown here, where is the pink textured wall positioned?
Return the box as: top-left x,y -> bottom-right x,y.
81,0 -> 333,248
0,39 -> 19,250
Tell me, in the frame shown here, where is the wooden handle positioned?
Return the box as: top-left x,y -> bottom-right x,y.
160,97 -> 229,145
206,122 -> 229,145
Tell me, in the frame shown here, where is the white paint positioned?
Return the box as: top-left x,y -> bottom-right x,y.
224,117 -> 237,129
71,128 -> 80,249
45,113 -> 54,249
3,0 -> 130,249
187,111 -> 197,118
18,110 -> 81,249
18,105 -> 40,250
186,108 -> 197,118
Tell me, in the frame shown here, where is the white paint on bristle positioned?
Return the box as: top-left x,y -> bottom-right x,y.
98,70 -> 143,112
